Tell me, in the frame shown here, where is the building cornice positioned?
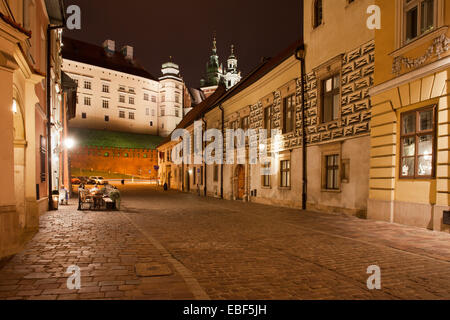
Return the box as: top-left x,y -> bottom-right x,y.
370,55 -> 450,97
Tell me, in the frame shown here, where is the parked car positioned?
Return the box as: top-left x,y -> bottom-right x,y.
78,176 -> 89,184
70,176 -> 81,185
89,176 -> 109,185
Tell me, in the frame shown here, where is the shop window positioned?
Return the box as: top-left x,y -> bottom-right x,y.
400,106 -> 436,178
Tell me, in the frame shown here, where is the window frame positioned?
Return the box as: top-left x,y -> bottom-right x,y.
325,154 -> 340,190
264,106 -> 273,138
279,159 -> 291,188
403,0 -> 438,44
261,161 -> 271,188
313,0 -> 323,29
320,74 -> 341,124
399,105 -> 437,179
283,94 -> 296,134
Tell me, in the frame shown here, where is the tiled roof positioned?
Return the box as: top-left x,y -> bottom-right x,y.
62,37 -> 157,80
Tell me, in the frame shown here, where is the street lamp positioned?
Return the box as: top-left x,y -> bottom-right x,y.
64,137 -> 76,149
12,99 -> 17,113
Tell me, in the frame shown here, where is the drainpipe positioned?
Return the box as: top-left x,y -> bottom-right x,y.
180,137 -> 184,192
295,45 -> 307,211
47,25 -> 64,210
202,115 -> 207,197
219,105 -> 224,199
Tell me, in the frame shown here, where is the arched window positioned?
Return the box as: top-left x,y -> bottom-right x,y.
313,0 -> 323,28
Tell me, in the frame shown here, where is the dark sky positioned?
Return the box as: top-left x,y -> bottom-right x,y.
64,0 -> 303,88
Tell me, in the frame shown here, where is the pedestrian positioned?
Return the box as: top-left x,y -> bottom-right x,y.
77,183 -> 85,211
163,182 -> 168,191
121,179 -> 125,185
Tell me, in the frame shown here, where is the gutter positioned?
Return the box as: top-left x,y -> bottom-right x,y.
46,24 -> 64,210
295,45 -> 307,211
202,114 -> 207,197
219,105 -> 224,199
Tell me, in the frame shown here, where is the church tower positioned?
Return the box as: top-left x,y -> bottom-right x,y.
204,35 -> 222,87
223,44 -> 241,89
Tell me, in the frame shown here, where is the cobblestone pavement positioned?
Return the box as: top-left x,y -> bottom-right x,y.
1,184 -> 450,300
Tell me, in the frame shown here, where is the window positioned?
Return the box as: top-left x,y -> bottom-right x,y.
146,108 -> 149,116
102,100 -> 109,109
241,116 -> 249,130
150,121 -> 153,127
175,109 -> 180,117
400,106 -> 436,178
129,112 -> 135,120
280,160 -> 291,188
283,95 -> 296,133
151,109 -> 155,116
129,97 -> 135,105
161,109 -> 165,117
84,81 -> 92,90
81,112 -> 87,119
119,111 -> 125,118
313,0 -> 323,28
105,115 -> 109,122
161,95 -> 165,103
144,93 -> 149,101
84,96 -> 91,106
102,84 -> 109,93
321,74 -> 340,123
119,85 -> 126,91
230,120 -> 239,130
151,96 -> 157,103
264,107 -> 272,138
129,87 -> 135,94
262,162 -> 271,187
404,0 -> 435,43
175,95 -> 180,103
325,155 -> 339,190
40,136 -> 46,182
213,165 -> 219,182
119,95 -> 125,103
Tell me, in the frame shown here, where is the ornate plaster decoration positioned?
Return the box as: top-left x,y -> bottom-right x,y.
392,34 -> 450,74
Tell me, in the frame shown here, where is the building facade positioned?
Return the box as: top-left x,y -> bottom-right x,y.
368,0 -> 450,232
0,0 -> 67,260
62,38 -> 185,137
159,0 -> 376,216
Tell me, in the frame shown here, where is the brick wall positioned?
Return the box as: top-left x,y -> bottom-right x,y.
69,146 -> 159,178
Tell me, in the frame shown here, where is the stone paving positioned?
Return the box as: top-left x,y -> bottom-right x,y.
1,184 -> 450,300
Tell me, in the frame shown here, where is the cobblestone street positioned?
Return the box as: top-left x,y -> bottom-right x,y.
1,184 -> 450,300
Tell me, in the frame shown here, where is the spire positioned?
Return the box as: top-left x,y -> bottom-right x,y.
229,44 -> 236,59
212,31 -> 217,55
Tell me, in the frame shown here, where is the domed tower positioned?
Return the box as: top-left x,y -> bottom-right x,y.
204,35 -> 223,87
223,44 -> 241,89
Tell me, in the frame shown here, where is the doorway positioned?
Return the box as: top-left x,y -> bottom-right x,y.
235,165 -> 245,200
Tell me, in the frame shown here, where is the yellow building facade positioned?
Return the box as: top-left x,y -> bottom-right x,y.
368,0 -> 450,232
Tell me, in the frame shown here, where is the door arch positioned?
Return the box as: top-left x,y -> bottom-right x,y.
234,165 -> 245,200
12,95 -> 26,229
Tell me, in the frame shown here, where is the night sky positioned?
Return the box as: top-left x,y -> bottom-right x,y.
64,0 -> 303,88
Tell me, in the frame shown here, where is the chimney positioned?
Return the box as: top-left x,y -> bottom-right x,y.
103,40 -> 115,53
121,45 -> 134,60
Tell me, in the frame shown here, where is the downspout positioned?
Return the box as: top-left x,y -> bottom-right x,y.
180,137 -> 184,192
46,24 -> 64,210
295,45 -> 307,210
219,105 -> 224,199
202,115 -> 207,197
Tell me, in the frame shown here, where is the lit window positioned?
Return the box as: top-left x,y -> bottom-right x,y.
283,95 -> 296,133
400,106 -> 436,178
321,74 -> 340,123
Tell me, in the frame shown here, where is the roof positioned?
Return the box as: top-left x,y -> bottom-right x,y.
0,12 -> 31,37
157,38 -> 303,149
70,127 -> 164,150
62,37 -> 157,80
44,0 -> 65,25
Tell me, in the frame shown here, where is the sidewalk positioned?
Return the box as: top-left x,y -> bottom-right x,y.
0,202 -> 195,300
